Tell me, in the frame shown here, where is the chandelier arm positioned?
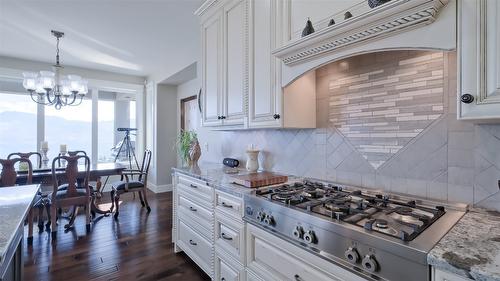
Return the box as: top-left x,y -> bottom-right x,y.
69,95 -> 84,106
30,92 -> 51,105
68,94 -> 77,105
46,91 -> 55,104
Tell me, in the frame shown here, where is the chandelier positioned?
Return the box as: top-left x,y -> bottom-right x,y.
22,30 -> 88,110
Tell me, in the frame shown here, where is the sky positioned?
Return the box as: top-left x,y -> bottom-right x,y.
0,92 -> 115,122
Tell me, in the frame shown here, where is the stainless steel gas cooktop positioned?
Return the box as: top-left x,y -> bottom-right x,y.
244,180 -> 467,281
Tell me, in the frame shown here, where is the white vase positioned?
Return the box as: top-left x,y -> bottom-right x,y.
246,150 -> 260,172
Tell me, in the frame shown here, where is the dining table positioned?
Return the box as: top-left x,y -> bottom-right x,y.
16,162 -> 126,227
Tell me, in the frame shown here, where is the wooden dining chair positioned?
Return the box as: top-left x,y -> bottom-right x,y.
0,158 -> 39,244
110,150 -> 152,220
7,152 -> 52,233
0,158 -> 32,187
8,152 -> 42,169
50,154 -> 92,240
55,150 -> 100,218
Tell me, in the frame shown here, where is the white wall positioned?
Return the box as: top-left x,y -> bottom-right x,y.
145,83 -> 178,191
176,77 -> 224,167
0,56 -> 145,85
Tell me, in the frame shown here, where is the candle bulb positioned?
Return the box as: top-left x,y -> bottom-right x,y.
41,141 -> 48,150
60,144 -> 67,153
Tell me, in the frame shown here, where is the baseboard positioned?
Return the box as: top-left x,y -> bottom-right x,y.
147,182 -> 172,193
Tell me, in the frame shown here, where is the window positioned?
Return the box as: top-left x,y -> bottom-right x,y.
45,98 -> 92,160
98,100 -> 115,163
130,100 -> 136,128
0,83 -> 140,165
0,93 -> 37,158
98,96 -> 137,163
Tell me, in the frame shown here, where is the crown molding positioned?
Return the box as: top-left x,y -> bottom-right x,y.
272,0 -> 449,66
194,0 -> 219,17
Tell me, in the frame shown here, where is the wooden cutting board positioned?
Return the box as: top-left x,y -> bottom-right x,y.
231,171 -> 288,188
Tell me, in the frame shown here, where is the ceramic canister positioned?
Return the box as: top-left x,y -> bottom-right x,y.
245,149 -> 260,172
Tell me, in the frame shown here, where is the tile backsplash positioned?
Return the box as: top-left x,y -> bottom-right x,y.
197,50 -> 500,211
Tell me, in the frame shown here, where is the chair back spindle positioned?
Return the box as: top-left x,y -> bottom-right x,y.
139,150 -> 152,183
58,150 -> 87,167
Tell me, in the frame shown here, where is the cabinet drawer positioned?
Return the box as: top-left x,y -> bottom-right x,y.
215,250 -> 244,281
178,219 -> 213,276
177,175 -> 213,204
215,190 -> 243,219
178,193 -> 213,234
247,224 -> 364,281
215,213 -> 245,263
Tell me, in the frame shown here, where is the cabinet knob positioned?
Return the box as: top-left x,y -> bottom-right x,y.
221,116 -> 226,119
461,94 -> 474,104
217,116 -> 221,120
273,114 -> 281,119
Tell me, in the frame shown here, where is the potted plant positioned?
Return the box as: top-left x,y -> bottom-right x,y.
177,130 -> 201,167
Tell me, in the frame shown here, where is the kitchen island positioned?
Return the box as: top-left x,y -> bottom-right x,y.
0,185 -> 38,281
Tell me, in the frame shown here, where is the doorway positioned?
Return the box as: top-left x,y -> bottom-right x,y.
180,95 -> 199,131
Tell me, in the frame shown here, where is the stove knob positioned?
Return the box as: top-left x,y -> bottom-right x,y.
362,255 -> 379,273
292,226 -> 304,239
264,214 -> 275,226
344,247 -> 360,264
303,230 -> 317,244
257,211 -> 266,222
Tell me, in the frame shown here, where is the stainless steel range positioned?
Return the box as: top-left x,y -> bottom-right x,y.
243,180 -> 467,281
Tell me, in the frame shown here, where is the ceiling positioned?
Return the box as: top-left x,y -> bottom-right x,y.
0,0 -> 202,81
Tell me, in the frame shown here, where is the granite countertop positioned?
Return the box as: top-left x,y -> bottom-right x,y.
428,210 -> 500,281
0,185 -> 39,265
172,162 -> 297,197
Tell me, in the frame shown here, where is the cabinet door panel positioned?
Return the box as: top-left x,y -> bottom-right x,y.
223,0 -> 247,126
202,13 -> 223,126
459,0 -> 500,120
248,0 -> 282,128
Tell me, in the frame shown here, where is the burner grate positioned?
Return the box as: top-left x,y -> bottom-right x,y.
256,180 -> 447,241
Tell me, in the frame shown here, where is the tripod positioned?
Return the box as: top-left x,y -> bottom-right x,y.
114,129 -> 139,170
101,128 -> 139,194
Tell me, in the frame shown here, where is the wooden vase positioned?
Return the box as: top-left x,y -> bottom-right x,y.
187,139 -> 201,167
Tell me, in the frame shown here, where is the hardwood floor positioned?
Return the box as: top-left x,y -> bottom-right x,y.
23,191 -> 211,281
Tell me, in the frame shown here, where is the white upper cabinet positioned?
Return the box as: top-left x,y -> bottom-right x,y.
201,9 -> 223,126
458,0 -> 500,120
247,0 -> 282,128
222,0 -> 247,127
196,0 -> 316,129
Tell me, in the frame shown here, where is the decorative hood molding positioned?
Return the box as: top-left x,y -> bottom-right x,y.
273,0 -> 449,67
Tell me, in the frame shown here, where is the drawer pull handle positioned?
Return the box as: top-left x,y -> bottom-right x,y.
189,239 -> 197,246
221,233 -> 233,240
189,206 -> 197,212
294,274 -> 303,281
189,184 -> 197,188
221,278 -> 225,281
221,202 -> 233,208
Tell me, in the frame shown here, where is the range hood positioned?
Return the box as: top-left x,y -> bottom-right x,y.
274,0 -> 456,86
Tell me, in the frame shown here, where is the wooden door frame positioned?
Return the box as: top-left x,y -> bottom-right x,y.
180,95 -> 198,131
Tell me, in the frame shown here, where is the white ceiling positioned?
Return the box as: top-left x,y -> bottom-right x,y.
0,0 -> 202,81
